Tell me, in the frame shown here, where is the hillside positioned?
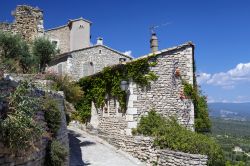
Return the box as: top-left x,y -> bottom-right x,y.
209,102 -> 250,121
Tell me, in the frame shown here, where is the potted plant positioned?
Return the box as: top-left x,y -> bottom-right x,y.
175,68 -> 181,77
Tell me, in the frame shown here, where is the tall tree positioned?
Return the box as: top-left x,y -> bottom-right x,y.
32,37 -> 56,72
0,31 -> 32,73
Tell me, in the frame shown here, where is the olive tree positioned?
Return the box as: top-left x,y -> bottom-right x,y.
32,37 -> 56,72
0,31 -> 33,73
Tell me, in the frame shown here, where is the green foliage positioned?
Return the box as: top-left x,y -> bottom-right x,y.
45,140 -> 68,166
182,81 -> 211,133
133,111 -> 225,166
0,81 -> 43,153
0,31 -> 35,73
43,97 -> 61,136
211,118 -> 250,165
49,74 -> 83,104
32,37 -> 56,72
133,111 -> 165,136
77,58 -> 158,123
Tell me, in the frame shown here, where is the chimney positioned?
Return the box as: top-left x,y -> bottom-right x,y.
150,33 -> 158,53
97,37 -> 103,45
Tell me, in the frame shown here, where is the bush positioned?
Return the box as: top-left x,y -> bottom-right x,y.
43,97 -> 61,136
183,81 -> 211,133
49,75 -> 83,104
45,140 -> 68,166
0,114 -> 43,153
133,111 -> 225,166
32,37 -> 56,72
0,81 -> 43,153
0,31 -> 35,73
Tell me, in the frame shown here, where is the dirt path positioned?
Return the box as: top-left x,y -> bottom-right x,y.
68,126 -> 143,166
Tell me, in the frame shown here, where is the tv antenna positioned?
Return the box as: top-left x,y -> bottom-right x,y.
150,22 -> 171,34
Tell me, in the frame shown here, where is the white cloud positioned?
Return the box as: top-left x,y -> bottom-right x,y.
197,72 -> 211,84
123,50 -> 132,56
198,62 -> 250,89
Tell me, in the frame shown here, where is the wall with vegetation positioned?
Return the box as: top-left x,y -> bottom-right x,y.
47,45 -> 132,80
0,79 -> 69,166
90,43 -> 195,136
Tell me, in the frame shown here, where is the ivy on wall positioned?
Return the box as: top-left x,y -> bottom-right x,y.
75,57 -> 158,123
182,80 -> 211,133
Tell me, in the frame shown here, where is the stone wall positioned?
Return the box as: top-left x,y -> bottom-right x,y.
45,26 -> 70,53
127,43 -> 195,132
91,43 -> 195,134
0,5 -> 44,42
0,79 -> 69,166
47,45 -> 132,80
89,123 -> 207,166
86,43 -> 205,165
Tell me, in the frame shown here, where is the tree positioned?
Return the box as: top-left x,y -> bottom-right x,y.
0,31 -> 33,73
32,37 -> 56,72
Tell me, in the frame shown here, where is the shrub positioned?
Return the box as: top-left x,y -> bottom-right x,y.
49,75 -> 83,104
45,140 -> 68,166
182,81 -> 211,133
133,111 -> 225,166
0,114 -> 43,153
43,97 -> 61,136
0,81 -> 43,153
32,37 -> 56,72
0,31 -> 34,73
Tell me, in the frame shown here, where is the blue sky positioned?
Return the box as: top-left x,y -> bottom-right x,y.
1,0 -> 250,103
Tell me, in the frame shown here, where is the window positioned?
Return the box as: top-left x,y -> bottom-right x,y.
119,58 -> 126,63
83,62 -> 94,77
51,39 -> 59,49
99,50 -> 102,54
58,64 -> 62,75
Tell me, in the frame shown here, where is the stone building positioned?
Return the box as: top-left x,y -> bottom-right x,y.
90,42 -> 195,133
0,5 -> 132,80
45,17 -> 91,54
0,5 -> 44,42
47,43 -> 132,80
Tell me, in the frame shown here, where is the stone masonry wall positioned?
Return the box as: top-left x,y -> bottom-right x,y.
0,79 -> 69,166
45,26 -> 70,54
94,119 -> 207,166
88,43 -> 204,165
126,44 -> 195,133
47,45 -> 132,80
0,5 -> 44,42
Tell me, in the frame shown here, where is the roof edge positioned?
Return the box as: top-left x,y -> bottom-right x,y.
136,41 -> 194,60
51,44 -> 133,62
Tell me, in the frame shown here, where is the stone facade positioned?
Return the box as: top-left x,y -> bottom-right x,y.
0,5 -> 44,42
45,26 -> 70,53
91,42 -> 195,132
0,5 -> 91,54
0,79 -> 69,166
47,45 -> 132,80
45,18 -> 91,53
86,42 -> 203,165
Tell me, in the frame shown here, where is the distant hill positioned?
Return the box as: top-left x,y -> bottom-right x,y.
208,102 -> 250,121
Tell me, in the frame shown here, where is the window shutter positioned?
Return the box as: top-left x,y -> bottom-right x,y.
83,63 -> 89,77
58,64 -> 62,75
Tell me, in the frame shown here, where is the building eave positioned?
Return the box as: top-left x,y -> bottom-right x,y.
50,44 -> 133,63
136,41 -> 195,60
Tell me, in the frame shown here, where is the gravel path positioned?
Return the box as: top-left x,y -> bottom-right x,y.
68,126 -> 143,166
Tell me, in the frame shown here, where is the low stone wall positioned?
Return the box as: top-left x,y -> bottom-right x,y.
98,132 -> 207,166
69,121 -> 207,166
0,80 -> 69,166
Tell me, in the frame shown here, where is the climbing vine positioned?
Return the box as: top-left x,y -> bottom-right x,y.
182,80 -> 211,133
75,57 -> 158,123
